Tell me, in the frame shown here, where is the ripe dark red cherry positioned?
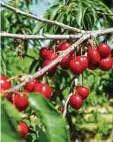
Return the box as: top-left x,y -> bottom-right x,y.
13,93 -> 29,111
6,93 -> 13,102
76,56 -> 89,70
97,43 -> 111,57
0,75 -> 11,91
57,42 -> 71,51
69,58 -> 83,75
42,60 -> 58,76
60,54 -> 71,70
45,52 -> 58,60
57,42 -> 74,54
76,86 -> 89,100
69,94 -> 83,109
18,122 -> 28,138
40,47 -> 54,60
24,80 -> 37,92
88,62 -> 98,70
99,57 -> 112,71
33,83 -> 52,99
88,49 -> 100,64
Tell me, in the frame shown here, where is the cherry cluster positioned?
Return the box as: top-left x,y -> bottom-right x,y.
41,42 -> 112,76
0,41 -> 113,138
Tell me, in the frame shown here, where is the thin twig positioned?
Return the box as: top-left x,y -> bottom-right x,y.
0,31 -> 83,40
97,11 -> 113,16
0,1 -> 82,33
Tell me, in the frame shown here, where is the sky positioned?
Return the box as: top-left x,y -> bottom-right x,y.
2,0 -> 56,16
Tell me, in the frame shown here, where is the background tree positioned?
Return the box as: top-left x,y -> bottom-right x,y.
1,0 -> 113,142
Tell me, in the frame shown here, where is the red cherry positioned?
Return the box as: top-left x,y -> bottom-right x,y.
57,42 -> 74,54
69,94 -> 83,109
97,43 -> 111,57
45,52 -> 58,60
40,47 -> 54,60
60,54 -> 71,70
0,75 -> 11,91
76,56 -> 89,70
99,57 -> 112,71
57,42 -> 71,50
69,58 -> 83,75
42,60 -> 58,77
33,83 -> 52,99
13,93 -> 29,111
88,62 -> 98,70
18,122 -> 28,138
6,93 -> 13,102
88,49 -> 100,64
24,80 -> 36,92
76,86 -> 89,100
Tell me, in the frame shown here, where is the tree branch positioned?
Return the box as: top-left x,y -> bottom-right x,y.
4,27 -> 113,94
0,1 -> 81,33
0,31 -> 82,40
1,28 -> 113,40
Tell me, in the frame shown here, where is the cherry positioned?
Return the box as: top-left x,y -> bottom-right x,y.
57,42 -> 71,51
99,57 -> 112,71
33,83 -> 52,99
24,80 -> 37,92
60,54 -> 71,70
45,52 -> 58,60
13,93 -> 29,111
69,94 -> 83,109
6,93 -> 13,102
40,47 -> 54,60
88,49 -> 100,64
76,56 -> 89,70
76,86 -> 89,100
97,43 -> 111,57
57,42 -> 74,54
0,75 -> 11,91
42,60 -> 58,77
18,122 -> 28,138
69,57 -> 83,75
88,62 -> 98,70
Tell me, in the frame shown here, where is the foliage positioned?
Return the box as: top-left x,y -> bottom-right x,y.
1,0 -> 113,142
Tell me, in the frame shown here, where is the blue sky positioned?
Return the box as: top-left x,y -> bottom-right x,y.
2,0 -> 56,16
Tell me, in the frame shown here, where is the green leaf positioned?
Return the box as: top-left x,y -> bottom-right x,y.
76,1 -> 83,27
28,93 -> 70,142
1,100 -> 22,141
1,132 -> 22,142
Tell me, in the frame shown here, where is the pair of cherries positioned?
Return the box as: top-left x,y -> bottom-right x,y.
69,86 -> 89,109
88,43 -> 112,71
